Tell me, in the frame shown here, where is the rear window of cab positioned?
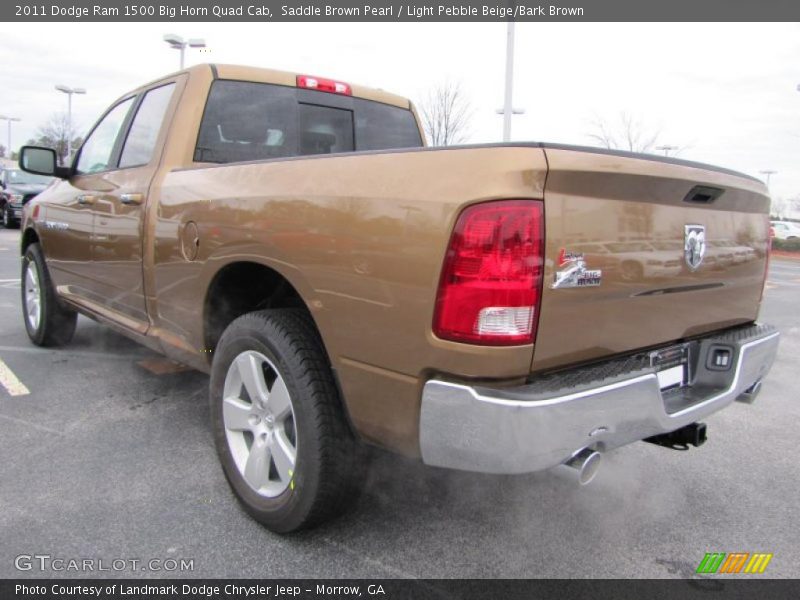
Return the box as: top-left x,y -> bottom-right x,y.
194,80 -> 422,163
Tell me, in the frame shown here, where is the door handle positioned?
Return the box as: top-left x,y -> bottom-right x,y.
120,193 -> 144,205
76,194 -> 96,205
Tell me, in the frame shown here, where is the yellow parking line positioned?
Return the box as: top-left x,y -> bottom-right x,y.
0,358 -> 30,396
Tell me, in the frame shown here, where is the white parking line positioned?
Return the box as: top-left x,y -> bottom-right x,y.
0,358 -> 30,396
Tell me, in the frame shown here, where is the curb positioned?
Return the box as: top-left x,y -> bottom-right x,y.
772,251 -> 800,262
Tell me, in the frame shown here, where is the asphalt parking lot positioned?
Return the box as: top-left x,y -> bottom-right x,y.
0,226 -> 798,579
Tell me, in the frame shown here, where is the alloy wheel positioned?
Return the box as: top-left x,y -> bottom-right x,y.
222,351 -> 298,498
24,261 -> 42,331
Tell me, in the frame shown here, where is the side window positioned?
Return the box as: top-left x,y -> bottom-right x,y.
194,80 -> 297,163
76,97 -> 135,174
298,104 -> 354,155
119,83 -> 175,168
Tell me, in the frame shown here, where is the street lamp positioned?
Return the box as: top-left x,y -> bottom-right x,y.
498,22 -> 525,142
0,115 -> 21,160
55,85 -> 86,162
760,170 -> 777,186
656,145 -> 678,156
163,34 -> 206,69
495,107 -> 525,116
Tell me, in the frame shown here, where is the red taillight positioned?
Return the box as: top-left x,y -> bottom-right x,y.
433,200 -> 544,346
296,75 -> 352,96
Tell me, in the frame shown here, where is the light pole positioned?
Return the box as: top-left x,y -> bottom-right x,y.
55,85 -> 86,163
163,34 -> 206,69
498,22 -> 525,142
656,144 -> 678,156
0,115 -> 21,160
760,170 -> 777,187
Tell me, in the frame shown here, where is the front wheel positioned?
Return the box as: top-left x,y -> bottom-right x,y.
22,243 -> 77,346
210,309 -> 364,533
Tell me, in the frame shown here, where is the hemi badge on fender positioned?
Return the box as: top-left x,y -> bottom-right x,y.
43,220 -> 69,231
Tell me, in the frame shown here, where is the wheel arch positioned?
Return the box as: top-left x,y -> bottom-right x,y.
202,260 -> 319,364
202,260 -> 362,443
21,227 -> 40,255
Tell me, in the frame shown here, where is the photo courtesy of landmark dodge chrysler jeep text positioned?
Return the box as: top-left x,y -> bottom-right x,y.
17,64 -> 779,532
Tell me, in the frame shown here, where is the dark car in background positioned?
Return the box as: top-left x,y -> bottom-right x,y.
0,168 -> 55,228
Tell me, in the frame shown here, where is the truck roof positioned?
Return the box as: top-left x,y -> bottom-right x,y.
136,63 -> 412,110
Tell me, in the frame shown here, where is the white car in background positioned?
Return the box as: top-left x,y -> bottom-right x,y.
771,221 -> 800,240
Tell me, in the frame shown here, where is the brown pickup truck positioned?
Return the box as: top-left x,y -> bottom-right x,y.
18,64 -> 779,533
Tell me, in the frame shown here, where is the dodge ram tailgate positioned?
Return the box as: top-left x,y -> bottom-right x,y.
532,145 -> 771,372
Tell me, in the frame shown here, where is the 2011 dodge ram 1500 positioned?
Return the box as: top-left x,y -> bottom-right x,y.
18,64 -> 779,532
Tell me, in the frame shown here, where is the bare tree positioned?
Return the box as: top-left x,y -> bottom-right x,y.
771,197 -> 788,219
28,112 -> 83,166
418,81 -> 473,146
588,112 -> 663,154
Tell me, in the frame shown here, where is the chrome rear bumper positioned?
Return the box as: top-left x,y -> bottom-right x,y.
420,324 -> 779,474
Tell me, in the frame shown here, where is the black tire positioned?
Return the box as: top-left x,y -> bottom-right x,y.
210,308 -> 364,533
21,243 -> 77,346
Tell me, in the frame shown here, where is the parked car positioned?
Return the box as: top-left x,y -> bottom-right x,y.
17,64 -> 779,532
601,240 -> 683,280
0,168 -> 54,228
770,220 -> 800,240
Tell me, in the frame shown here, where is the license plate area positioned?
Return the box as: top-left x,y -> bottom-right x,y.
650,344 -> 690,391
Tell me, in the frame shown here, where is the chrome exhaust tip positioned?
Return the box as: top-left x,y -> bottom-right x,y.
736,380 -> 762,404
559,448 -> 602,485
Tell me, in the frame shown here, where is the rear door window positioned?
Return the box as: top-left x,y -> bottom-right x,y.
119,83 -> 176,168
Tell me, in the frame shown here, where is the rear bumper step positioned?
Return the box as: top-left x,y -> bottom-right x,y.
419,324 -> 779,475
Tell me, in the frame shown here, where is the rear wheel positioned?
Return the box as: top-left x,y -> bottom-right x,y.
22,243 -> 77,346
3,207 -> 13,229
210,309 -> 364,533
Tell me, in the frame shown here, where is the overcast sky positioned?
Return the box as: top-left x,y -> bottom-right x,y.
1,22 -> 798,199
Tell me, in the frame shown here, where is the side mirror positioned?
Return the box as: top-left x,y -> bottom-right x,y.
19,146 -> 70,179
